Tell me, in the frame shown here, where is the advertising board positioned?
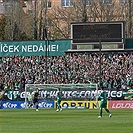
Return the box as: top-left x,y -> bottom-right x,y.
55,101 -> 101,109
108,100 -> 133,109
1,100 -> 54,109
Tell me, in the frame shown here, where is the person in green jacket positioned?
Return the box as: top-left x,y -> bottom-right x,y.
98,86 -> 112,118
56,88 -> 63,112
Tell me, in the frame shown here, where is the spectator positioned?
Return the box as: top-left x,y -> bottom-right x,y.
0,52 -> 132,90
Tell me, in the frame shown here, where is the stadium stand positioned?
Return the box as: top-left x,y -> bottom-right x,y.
0,52 -> 133,90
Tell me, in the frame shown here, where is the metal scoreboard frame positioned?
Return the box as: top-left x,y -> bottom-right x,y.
71,21 -> 125,44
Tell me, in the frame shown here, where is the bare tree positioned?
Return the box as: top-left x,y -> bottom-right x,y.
46,0 -> 90,39
0,16 -> 6,40
1,0 -> 132,41
0,0 -> 32,41
27,0 -> 49,40
47,0 -> 132,39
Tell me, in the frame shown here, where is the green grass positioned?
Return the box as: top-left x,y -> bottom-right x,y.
0,109 -> 133,133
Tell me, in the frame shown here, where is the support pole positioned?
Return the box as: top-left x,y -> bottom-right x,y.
99,39 -> 102,88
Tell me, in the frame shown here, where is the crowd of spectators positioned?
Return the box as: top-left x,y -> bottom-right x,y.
0,52 -> 133,91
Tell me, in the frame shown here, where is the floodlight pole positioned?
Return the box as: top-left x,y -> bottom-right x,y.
45,28 -> 48,84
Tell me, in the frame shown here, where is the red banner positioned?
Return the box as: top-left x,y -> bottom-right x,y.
108,101 -> 133,109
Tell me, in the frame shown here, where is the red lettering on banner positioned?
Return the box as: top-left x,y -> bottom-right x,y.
109,101 -> 133,109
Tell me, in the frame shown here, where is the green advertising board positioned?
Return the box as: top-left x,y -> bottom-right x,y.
0,40 -> 71,57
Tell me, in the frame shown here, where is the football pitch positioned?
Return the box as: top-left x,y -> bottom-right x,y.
0,109 -> 132,133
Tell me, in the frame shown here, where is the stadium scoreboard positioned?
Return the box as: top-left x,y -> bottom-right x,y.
71,22 -> 125,44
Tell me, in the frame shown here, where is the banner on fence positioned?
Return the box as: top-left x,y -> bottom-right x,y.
0,88 -> 133,101
0,40 -> 71,57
